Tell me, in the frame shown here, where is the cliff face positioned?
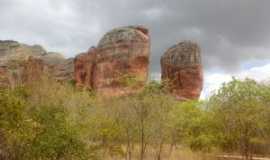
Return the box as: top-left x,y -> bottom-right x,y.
0,27 -> 204,100
0,66 -> 9,87
161,41 -> 203,100
74,47 -> 97,89
74,26 -> 150,96
0,40 -> 45,65
0,40 -> 73,87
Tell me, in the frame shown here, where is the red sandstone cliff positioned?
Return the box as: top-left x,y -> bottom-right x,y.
74,26 -> 150,96
0,40 -> 74,87
0,29 -> 203,100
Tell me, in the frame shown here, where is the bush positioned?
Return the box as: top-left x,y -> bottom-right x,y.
208,79 -> 270,159
29,105 -> 89,160
170,101 -> 215,152
1,77 -> 270,160
0,86 -> 34,159
0,80 -> 98,160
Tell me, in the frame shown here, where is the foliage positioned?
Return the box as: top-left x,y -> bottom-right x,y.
170,101 -> 214,152
208,79 -> 270,159
0,78 -> 270,160
0,81 -> 98,160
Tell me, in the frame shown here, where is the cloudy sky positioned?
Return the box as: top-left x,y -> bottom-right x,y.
1,0 -> 270,98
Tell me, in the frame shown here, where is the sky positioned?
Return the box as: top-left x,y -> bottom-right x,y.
1,0 -> 270,98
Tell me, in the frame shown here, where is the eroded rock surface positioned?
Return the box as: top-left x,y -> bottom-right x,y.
74,26 -> 150,96
0,40 -> 73,87
74,47 -> 97,89
161,41 -> 203,100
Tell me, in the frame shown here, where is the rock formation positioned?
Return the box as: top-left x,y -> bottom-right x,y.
0,40 -> 74,87
74,26 -> 150,96
1,28 -> 204,100
0,66 -> 9,87
160,41 -> 203,100
74,47 -> 97,89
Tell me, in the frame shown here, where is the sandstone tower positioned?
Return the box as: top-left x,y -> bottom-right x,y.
161,41 -> 203,100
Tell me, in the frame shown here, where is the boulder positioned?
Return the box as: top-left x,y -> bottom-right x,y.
74,26 -> 150,96
161,41 -> 203,100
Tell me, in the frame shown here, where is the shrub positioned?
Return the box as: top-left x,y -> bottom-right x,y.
208,79 -> 270,159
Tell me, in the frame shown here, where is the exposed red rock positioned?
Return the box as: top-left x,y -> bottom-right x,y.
161,41 -> 203,100
21,57 -> 45,84
74,47 -> 97,89
0,57 -> 47,87
0,66 -> 9,87
1,30 -> 204,100
74,26 -> 150,96
0,40 -> 74,87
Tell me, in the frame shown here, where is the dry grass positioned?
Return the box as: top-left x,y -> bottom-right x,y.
105,147 -> 270,160
104,145 -> 218,160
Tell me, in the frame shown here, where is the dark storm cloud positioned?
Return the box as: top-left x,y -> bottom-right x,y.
1,0 -> 270,73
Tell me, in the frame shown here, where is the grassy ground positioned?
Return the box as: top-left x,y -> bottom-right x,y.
216,155 -> 270,160
103,145 -> 270,160
103,145 -> 218,160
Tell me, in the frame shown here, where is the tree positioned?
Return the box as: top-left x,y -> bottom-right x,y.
0,79 -> 99,160
134,81 -> 176,160
170,100 -> 214,152
208,79 -> 270,159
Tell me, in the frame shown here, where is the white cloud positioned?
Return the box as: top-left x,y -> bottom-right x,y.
201,72 -> 232,99
238,63 -> 270,81
202,63 -> 270,99
141,7 -> 164,20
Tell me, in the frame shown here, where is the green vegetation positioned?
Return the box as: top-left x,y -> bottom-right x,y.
207,79 -> 270,159
0,78 -> 270,160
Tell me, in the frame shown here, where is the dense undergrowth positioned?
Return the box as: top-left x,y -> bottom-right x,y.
0,77 -> 270,160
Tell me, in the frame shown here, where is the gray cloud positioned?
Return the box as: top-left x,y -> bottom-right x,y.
1,0 -> 270,73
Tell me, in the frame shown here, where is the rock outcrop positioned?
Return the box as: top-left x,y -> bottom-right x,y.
1,28 -> 204,100
0,40 -> 73,87
74,26 -> 150,96
0,66 -> 9,87
74,47 -> 97,89
0,40 -> 48,64
161,41 -> 203,100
